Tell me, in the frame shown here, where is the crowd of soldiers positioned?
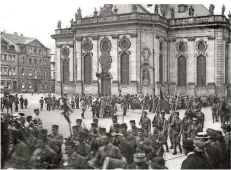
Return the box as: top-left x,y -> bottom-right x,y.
1,102 -> 230,169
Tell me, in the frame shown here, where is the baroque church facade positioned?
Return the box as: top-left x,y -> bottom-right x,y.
51,4 -> 231,97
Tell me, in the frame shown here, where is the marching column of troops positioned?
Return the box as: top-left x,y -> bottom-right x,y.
1,100 -> 230,169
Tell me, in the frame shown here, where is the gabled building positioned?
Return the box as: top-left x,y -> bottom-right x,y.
51,4 -> 231,97
1,31 -> 52,93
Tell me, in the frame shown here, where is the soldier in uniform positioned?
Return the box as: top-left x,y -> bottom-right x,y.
152,110 -> 161,127
182,112 -> 192,140
39,97 -> 44,111
188,117 -> 202,140
221,124 -> 231,169
118,123 -> 137,165
75,94 -> 79,109
88,132 -> 122,169
158,110 -> 169,152
139,111 -> 151,137
47,125 -> 63,164
89,122 -> 100,156
168,110 -> 175,149
109,115 -> 118,135
212,100 -> 219,122
14,94 -> 19,112
127,153 -> 150,169
128,120 -> 138,136
121,96 -> 128,116
76,119 -> 84,130
136,128 -> 153,161
20,95 -> 24,109
171,111 -> 182,155
111,123 -> 121,147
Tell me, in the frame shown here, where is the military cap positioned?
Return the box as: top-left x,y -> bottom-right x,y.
143,111 -> 147,114
99,128 -> 106,133
18,113 -> 25,117
137,128 -> 144,133
91,122 -> 98,127
182,139 -> 194,149
196,132 -> 209,139
93,118 -> 99,123
161,110 -> 165,114
34,108 -> 39,112
221,124 -> 230,132
206,128 -> 215,136
119,123 -> 127,129
65,137 -> 73,146
134,153 -> 146,162
76,119 -> 82,123
130,120 -> 135,124
151,157 -> 165,166
112,115 -> 117,119
175,111 -> 180,115
209,131 -> 217,140
52,124 -> 59,129
26,116 -> 32,119
41,97 -> 43,98
194,140 -> 205,152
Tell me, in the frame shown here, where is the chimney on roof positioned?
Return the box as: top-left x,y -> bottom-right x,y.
147,4 -> 153,7
14,32 -> 17,35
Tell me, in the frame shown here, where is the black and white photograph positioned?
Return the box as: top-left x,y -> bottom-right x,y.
0,0 -> 231,169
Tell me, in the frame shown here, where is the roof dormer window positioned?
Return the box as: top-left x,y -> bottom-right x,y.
178,4 -> 188,13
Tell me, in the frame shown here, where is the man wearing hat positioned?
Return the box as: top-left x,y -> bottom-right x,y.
19,95 -> 24,109
14,93 -> 19,112
89,132 -> 122,169
128,120 -> 138,136
181,112 -> 192,140
89,122 -> 100,155
121,96 -> 128,116
76,119 -> 84,131
127,153 -> 150,169
39,97 -> 44,111
136,128 -> 153,161
111,123 -> 121,147
181,139 -> 210,169
109,115 -> 118,135
188,117 -> 202,140
118,123 -> 136,165
32,108 -> 42,124
139,111 -> 151,137
171,111 -> 182,155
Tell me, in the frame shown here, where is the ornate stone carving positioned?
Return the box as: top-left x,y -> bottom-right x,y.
160,4 -> 167,17
170,7 -> 175,19
119,36 -> 131,52
61,46 -> 70,58
111,34 -> 119,39
99,54 -> 112,72
82,38 -> 93,52
56,44 -> 62,48
154,5 -> 159,14
141,47 -> 151,64
113,5 -> 118,14
189,6 -> 194,16
100,37 -> 112,54
69,44 -> 74,48
142,67 -> 150,86
57,20 -> 61,29
207,35 -> 216,40
176,39 -> 187,57
155,34 -> 160,39
118,51 -> 131,56
75,8 -> 82,20
76,37 -> 82,41
169,38 -> 176,42
209,4 -> 215,15
196,39 -> 207,52
187,37 -> 195,41
99,4 -> 113,20
228,11 -> 231,19
132,4 -> 137,13
92,36 -> 99,40
93,7 -> 98,17
129,33 -> 138,38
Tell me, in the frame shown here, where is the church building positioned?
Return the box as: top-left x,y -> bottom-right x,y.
51,4 -> 231,97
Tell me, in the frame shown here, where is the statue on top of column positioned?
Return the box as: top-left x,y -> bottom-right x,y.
222,5 -> 225,15
170,7 -> 175,19
154,4 -> 159,14
189,5 -> 194,16
75,7 -> 82,20
57,20 -> 61,29
209,4 -> 215,15
132,4 -> 137,13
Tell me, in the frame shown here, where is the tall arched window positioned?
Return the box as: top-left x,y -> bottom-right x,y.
177,55 -> 186,86
159,55 -> 164,85
121,53 -> 129,85
84,55 -> 92,84
197,55 -> 206,86
63,59 -> 69,85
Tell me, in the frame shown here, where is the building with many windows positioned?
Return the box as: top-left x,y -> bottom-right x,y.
51,4 -> 231,97
1,31 -> 52,93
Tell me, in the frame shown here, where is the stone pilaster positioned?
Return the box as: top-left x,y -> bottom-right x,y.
154,34 -> 160,84
169,38 -> 176,83
207,37 -> 215,84
111,34 -> 119,94
187,37 -> 195,84
56,45 -> 61,81
69,45 -> 74,82
130,33 -> 137,81
76,37 -> 82,81
92,37 -> 98,81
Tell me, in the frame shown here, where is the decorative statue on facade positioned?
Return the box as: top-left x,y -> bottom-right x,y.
154,4 -> 159,14
99,4 -> 113,19
209,4 -> 215,15
70,18 -> 73,25
189,5 -> 194,16
132,4 -> 137,12
57,20 -> 61,29
113,5 -> 118,14
142,68 -> 150,86
228,11 -> 231,19
75,7 -> 82,20
94,7 -> 98,17
170,7 -> 175,18
222,5 -> 226,15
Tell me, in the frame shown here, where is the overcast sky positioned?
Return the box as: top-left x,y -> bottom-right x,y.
1,0 -> 230,53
